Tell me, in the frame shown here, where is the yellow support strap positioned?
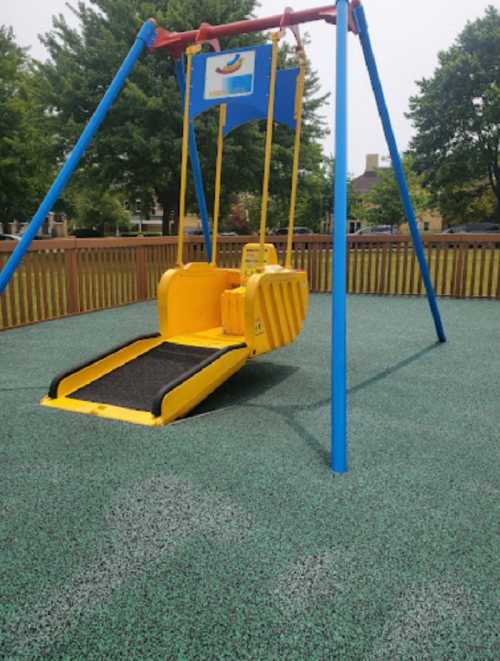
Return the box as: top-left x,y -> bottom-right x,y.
177,45 -> 201,267
285,51 -> 306,269
211,104 -> 226,266
258,32 -> 281,270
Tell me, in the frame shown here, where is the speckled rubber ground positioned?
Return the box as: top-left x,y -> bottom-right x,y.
1,295 -> 499,659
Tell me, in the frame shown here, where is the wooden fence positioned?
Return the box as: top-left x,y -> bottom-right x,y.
1,234 -> 499,331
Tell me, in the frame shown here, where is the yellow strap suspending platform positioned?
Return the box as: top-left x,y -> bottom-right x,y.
286,49 -> 306,269
177,44 -> 201,267
258,31 -> 281,270
211,104 -> 227,266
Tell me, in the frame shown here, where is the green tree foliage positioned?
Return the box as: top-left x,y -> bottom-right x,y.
69,185 -> 131,234
408,6 -> 500,223
0,26 -> 53,225
39,0 -> 329,234
357,156 -> 430,228
431,181 -> 496,226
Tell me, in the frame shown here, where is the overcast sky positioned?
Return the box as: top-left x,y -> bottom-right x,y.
1,0 -> 494,175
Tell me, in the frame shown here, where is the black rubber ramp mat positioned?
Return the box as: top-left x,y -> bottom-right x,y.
69,342 -> 222,413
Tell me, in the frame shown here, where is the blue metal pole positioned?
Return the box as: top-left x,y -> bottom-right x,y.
331,0 -> 349,474
353,2 -> 446,343
0,20 -> 157,296
175,59 -> 212,262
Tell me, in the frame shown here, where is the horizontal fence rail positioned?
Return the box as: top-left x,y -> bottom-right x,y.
1,234 -> 499,331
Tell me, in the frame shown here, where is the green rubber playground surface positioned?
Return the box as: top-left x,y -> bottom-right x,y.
1,295 -> 499,659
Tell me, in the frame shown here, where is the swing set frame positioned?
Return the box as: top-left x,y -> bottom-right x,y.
0,1 -> 446,473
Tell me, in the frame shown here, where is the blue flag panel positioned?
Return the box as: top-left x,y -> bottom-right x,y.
223,67 -> 299,136
190,44 -> 272,120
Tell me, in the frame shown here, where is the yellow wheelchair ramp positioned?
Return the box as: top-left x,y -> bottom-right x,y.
41,335 -> 249,426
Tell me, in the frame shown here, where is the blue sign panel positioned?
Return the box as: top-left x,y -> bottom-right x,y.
223,67 -> 299,137
189,44 -> 272,120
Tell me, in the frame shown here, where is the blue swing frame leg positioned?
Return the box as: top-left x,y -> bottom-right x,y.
0,20 -> 157,296
331,0 -> 349,474
353,3 -> 446,344
175,59 -> 212,262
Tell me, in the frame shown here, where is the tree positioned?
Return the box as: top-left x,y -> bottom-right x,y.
408,6 -> 500,223
39,1 -> 329,235
224,195 -> 252,235
357,156 -> 430,229
430,180 -> 496,227
294,162 -> 332,231
0,26 -> 53,225
67,184 -> 131,235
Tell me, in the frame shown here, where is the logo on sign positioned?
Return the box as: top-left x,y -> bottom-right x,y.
216,53 -> 243,75
204,50 -> 256,100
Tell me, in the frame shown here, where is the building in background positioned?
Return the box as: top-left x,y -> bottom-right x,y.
351,154 -> 442,233
351,154 -> 390,197
2,213 -> 68,238
129,200 -> 201,235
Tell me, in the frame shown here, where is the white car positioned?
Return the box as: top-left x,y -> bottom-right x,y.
0,233 -> 21,242
354,225 -> 396,235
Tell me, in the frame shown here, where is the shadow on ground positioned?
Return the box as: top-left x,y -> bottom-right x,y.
189,342 -> 442,467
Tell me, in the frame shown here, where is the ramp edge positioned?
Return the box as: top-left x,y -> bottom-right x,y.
151,342 -> 247,416
48,332 -> 161,399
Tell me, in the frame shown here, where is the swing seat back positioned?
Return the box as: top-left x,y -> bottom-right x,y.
242,266 -> 308,356
157,244 -> 308,358
240,242 -> 278,283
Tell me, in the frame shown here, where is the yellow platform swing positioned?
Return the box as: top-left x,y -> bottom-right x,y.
42,33 -> 309,426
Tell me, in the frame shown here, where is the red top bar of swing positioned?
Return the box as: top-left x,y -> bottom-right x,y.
151,3 -> 358,56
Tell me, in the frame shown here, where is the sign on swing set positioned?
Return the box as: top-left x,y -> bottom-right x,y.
204,51 -> 256,99
189,44 -> 272,120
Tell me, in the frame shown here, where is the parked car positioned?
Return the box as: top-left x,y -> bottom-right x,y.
442,222 -> 500,249
1,233 -> 54,242
0,233 -> 21,242
354,225 -> 396,236
274,226 -> 314,235
442,222 -> 500,234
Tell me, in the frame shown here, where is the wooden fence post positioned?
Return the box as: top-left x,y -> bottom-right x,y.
452,243 -> 465,298
136,245 -> 147,300
64,247 -> 79,314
